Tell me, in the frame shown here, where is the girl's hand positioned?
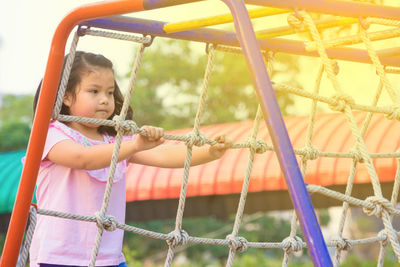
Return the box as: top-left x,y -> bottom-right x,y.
209,135 -> 233,159
134,126 -> 165,152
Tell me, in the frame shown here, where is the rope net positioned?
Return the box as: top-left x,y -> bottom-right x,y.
19,7 -> 400,267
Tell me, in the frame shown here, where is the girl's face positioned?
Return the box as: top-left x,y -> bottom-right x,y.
64,67 -> 115,121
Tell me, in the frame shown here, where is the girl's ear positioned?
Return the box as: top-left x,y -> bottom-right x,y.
63,93 -> 73,107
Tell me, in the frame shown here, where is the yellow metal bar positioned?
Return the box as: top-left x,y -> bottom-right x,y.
256,17 -> 358,39
163,7 -> 289,33
386,67 -> 400,74
306,27 -> 400,51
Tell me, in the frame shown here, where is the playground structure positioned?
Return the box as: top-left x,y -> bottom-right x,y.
2,0 -> 400,266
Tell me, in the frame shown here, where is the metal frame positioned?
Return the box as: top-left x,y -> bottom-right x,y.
221,1 -> 331,264
3,0 -> 400,266
81,16 -> 400,67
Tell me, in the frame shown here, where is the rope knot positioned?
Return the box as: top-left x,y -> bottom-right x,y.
332,236 -> 352,251
359,17 -> 371,30
94,211 -> 117,232
247,138 -> 268,154
282,236 -> 303,253
287,13 -> 305,33
386,106 -> 400,121
167,229 -> 189,248
113,115 -> 139,135
378,229 -> 389,247
226,234 -> 248,252
301,146 -> 319,161
329,94 -> 355,112
363,196 -> 394,217
185,131 -> 206,147
330,60 -> 340,75
349,147 -> 364,163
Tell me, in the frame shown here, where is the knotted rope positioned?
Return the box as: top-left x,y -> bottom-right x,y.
167,229 -> 189,248
329,93 -> 356,112
300,146 -> 319,161
332,236 -> 353,251
246,137 -> 268,154
94,212 -> 118,232
112,115 -> 140,135
349,147 -> 365,163
287,13 -> 305,33
226,234 -> 248,253
378,230 -> 389,247
282,236 -> 304,253
363,196 -> 395,218
185,130 -> 207,147
386,106 -> 400,121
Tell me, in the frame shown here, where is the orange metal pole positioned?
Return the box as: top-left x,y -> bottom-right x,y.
0,1 -> 144,266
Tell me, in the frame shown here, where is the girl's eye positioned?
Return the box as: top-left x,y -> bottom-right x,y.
108,91 -> 114,95
91,90 -> 98,94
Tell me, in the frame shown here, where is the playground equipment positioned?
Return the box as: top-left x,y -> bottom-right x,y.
2,0 -> 400,266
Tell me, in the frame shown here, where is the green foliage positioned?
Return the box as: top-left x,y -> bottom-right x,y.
122,213 -> 293,265
340,251 -> 400,267
0,94 -> 33,151
129,39 -> 297,130
120,213 -> 399,266
0,94 -> 33,124
317,209 -> 331,227
0,121 -> 31,152
129,40 -> 208,130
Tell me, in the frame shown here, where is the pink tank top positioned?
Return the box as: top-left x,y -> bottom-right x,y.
29,121 -> 131,266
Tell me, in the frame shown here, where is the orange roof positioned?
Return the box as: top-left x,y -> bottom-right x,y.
126,112 -> 400,202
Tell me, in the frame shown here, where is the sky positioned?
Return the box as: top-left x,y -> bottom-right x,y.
1,0 -> 398,244
1,0 -> 399,115
0,0 -> 229,95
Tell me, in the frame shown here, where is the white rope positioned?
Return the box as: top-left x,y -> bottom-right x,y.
20,6 -> 400,267
52,31 -> 80,119
17,206 -> 37,267
164,44 -> 216,267
81,28 -> 152,44
89,43 -> 147,267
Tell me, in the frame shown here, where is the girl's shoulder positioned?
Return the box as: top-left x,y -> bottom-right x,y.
49,120 -> 76,140
49,120 -> 101,146
49,120 -> 87,145
50,120 -> 133,145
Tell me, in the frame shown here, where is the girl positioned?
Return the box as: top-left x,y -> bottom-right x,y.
30,51 -> 231,267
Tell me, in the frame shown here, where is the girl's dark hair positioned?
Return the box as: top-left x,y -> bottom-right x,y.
34,51 -> 133,136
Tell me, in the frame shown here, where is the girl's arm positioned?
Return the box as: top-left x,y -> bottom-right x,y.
47,125 -> 165,170
129,135 -> 232,168
47,125 -> 230,170
47,139 -> 141,170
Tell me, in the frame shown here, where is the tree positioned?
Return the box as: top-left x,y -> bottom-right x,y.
128,39 -> 299,130
0,94 -> 33,151
0,121 -> 31,152
123,213 -> 293,265
0,94 -> 33,125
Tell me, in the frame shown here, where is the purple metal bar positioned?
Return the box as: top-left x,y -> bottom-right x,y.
246,0 -> 400,20
221,0 -> 332,266
143,0 -> 202,10
141,0 -> 400,20
81,16 -> 400,67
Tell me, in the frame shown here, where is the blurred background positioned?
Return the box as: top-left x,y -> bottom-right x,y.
1,0 -> 400,266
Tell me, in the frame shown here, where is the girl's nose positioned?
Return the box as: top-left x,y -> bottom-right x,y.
99,94 -> 109,104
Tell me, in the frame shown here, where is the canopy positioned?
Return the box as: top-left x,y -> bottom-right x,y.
125,112 -> 400,220
0,151 -> 34,214
1,113 -> 398,223
0,151 -> 36,231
